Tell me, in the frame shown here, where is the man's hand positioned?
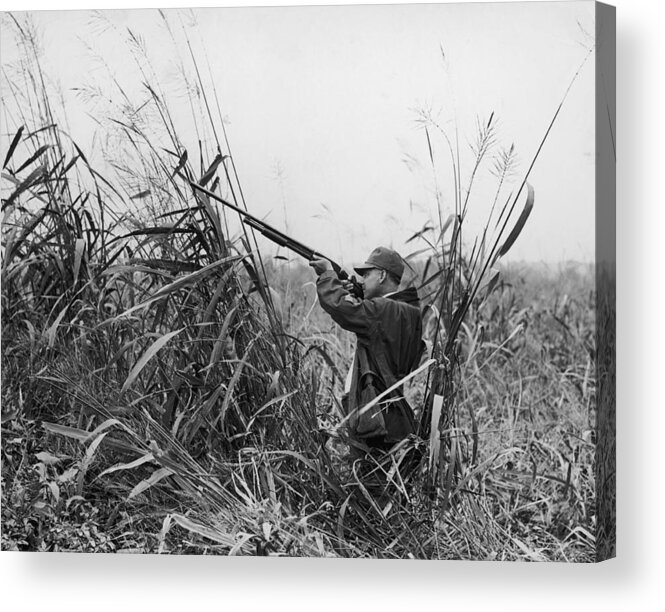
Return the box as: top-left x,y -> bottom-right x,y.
341,279 -> 356,293
309,258 -> 331,275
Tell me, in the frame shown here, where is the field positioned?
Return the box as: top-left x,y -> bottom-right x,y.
1,12 -> 603,561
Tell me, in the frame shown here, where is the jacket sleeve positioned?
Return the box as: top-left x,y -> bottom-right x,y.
316,270 -> 373,337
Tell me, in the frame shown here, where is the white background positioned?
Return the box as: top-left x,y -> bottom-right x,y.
0,0 -> 661,610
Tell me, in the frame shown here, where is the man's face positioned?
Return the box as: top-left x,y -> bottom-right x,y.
359,267 -> 385,299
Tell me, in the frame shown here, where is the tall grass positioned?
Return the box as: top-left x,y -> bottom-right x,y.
2,12 -> 598,560
405,39 -> 594,505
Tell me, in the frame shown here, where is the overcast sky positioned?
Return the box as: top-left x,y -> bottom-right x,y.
1,2 -> 597,266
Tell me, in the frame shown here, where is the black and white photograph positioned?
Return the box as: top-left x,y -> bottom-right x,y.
1,0 -> 615,567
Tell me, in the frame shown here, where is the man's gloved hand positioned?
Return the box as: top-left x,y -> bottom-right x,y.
341,279 -> 356,293
310,258 -> 361,303
309,258 -> 331,275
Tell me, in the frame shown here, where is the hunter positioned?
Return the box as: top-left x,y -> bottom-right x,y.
309,246 -> 426,456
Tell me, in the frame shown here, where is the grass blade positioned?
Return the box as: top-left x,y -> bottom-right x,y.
128,467 -> 174,500
73,237 -> 85,286
121,328 -> 184,395
15,144 -> 50,173
199,152 -> 226,187
3,126 -> 24,169
99,453 -> 155,478
170,513 -> 239,549
494,183 -> 535,262
77,432 -> 109,495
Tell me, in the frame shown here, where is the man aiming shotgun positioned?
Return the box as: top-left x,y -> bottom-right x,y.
310,247 -> 426,457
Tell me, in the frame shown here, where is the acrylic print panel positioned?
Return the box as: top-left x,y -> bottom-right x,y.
0,1 -> 615,561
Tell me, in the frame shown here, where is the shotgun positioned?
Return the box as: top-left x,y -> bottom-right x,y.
189,181 -> 364,298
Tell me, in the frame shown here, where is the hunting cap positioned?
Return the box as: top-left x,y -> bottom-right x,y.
354,246 -> 405,280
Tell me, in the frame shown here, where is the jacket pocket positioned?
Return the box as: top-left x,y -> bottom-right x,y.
352,379 -> 388,439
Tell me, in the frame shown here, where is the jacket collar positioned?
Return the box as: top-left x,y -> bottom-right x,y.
387,286 -> 420,306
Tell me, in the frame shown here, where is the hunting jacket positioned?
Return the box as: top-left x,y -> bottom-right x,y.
316,270 -> 426,444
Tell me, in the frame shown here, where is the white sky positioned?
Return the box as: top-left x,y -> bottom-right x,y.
1,1 -> 597,266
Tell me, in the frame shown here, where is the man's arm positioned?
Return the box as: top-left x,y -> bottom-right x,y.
309,259 -> 372,336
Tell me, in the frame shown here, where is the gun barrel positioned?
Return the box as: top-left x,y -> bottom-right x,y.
189,182 -> 264,226
191,181 -> 333,262
189,180 -> 361,296
243,218 -> 312,261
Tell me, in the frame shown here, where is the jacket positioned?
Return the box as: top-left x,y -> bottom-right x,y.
316,270 -> 426,443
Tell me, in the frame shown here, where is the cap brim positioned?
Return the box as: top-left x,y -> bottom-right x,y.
353,265 -> 375,275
